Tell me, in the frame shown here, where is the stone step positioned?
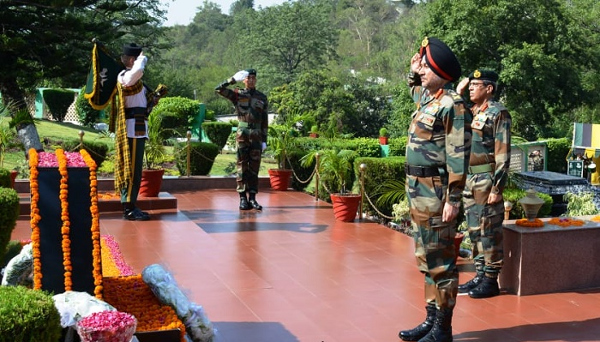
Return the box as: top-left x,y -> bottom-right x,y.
19,192 -> 177,216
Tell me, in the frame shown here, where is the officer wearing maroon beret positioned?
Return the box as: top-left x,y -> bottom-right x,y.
398,37 -> 471,342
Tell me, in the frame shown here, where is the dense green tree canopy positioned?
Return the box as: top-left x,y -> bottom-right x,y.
0,0 -> 166,107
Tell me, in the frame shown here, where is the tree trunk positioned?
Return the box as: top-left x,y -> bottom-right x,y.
0,79 -> 44,154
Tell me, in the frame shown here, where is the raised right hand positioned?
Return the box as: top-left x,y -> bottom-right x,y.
410,53 -> 422,74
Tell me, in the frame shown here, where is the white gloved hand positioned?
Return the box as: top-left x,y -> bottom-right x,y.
232,70 -> 250,82
261,142 -> 267,152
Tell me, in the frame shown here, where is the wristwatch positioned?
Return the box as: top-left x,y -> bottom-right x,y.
490,187 -> 500,195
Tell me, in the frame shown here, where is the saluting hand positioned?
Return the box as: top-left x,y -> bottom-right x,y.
410,53 -> 422,74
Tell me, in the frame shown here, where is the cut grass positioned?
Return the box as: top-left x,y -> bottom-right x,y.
2,118 -> 274,177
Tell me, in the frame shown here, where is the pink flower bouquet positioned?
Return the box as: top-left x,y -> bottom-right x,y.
76,310 -> 137,342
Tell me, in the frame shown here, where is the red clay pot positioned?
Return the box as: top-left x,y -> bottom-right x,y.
139,169 -> 165,197
330,193 -> 361,222
268,169 -> 292,191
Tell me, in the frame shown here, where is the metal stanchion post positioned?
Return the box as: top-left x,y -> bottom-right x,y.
78,130 -> 84,146
186,130 -> 191,177
315,153 -> 320,202
504,201 -> 513,220
359,163 -> 366,220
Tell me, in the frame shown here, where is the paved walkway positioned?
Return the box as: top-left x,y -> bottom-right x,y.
11,189 -> 600,341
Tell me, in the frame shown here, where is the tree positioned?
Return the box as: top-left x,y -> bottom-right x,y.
237,0 -> 339,89
0,0 -> 166,151
418,0 -> 599,140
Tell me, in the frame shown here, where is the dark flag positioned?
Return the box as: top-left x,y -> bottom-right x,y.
84,41 -> 124,110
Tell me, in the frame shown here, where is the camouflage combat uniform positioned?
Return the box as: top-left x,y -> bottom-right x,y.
463,101 -> 511,278
217,87 -> 268,194
406,73 -> 472,310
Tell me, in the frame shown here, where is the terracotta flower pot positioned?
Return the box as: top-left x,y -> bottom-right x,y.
330,193 -> 361,222
454,232 -> 464,263
379,136 -> 388,145
139,169 -> 165,197
10,170 -> 18,189
268,169 -> 292,191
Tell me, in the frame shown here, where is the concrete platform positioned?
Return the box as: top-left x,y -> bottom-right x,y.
500,217 -> 600,296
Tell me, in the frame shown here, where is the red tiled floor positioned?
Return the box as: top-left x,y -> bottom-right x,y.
11,188 -> 600,342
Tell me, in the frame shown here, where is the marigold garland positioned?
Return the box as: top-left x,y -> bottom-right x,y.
56,149 -> 73,291
103,275 -> 187,342
515,218 -> 545,227
29,148 -> 42,290
81,149 -> 103,299
591,215 -> 600,222
547,217 -> 585,227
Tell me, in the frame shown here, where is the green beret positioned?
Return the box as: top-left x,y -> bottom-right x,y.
419,37 -> 461,82
245,69 -> 257,76
122,43 -> 142,57
469,69 -> 498,83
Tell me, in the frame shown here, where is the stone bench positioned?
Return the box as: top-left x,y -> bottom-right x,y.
500,217 -> 600,296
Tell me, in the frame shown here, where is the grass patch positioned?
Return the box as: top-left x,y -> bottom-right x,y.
3,119 -> 274,177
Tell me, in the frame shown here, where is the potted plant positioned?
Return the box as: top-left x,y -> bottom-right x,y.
301,147 -> 360,221
266,125 -> 297,191
379,127 -> 389,145
309,125 -> 319,138
139,112 -> 167,197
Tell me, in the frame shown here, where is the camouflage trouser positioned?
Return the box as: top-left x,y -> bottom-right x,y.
463,173 -> 504,278
407,175 -> 458,310
236,127 -> 262,193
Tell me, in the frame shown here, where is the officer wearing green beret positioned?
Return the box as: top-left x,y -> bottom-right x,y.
455,69 -> 512,299
215,69 -> 269,210
398,37 -> 472,342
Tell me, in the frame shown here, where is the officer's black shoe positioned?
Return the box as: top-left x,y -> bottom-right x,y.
239,197 -> 251,210
418,308 -> 453,342
468,276 -> 500,299
123,207 -> 150,221
458,274 -> 484,294
399,303 -> 436,341
249,199 -> 262,210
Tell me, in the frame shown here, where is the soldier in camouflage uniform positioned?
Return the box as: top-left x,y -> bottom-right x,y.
455,69 -> 511,298
399,37 -> 471,342
215,69 -> 268,210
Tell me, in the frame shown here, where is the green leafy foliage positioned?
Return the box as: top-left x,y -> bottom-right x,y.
202,121 -> 233,152
42,89 -> 76,122
0,286 -> 62,341
267,124 -> 298,169
545,138 -> 571,174
174,142 -> 220,176
152,97 -> 202,138
301,147 -> 359,198
356,156 -> 407,217
0,187 -> 19,270
564,192 -> 599,217
75,85 -> 102,127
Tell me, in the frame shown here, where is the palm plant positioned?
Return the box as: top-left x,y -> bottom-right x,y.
301,147 -> 358,194
144,112 -> 166,170
267,124 -> 297,170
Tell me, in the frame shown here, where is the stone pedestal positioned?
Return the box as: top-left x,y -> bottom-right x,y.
500,218 -> 600,296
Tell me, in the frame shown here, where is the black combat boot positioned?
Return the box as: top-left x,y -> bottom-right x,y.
248,193 -> 262,210
418,308 -> 453,342
399,303 -> 436,341
468,275 -> 500,299
239,193 -> 251,210
458,262 -> 484,293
